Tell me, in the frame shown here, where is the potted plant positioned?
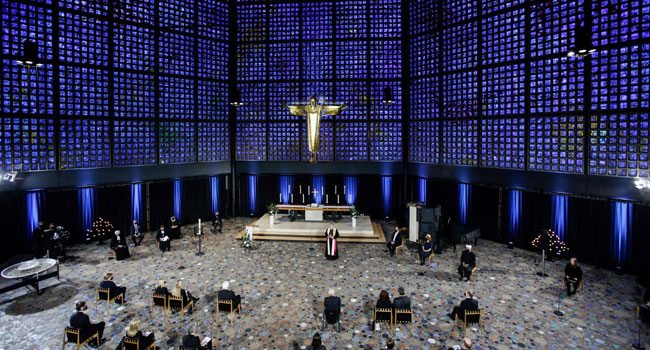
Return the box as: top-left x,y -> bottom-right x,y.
267,203 -> 278,225
350,205 -> 359,227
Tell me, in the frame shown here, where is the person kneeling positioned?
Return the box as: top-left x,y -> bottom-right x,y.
116,319 -> 155,350
157,225 -> 171,254
100,272 -> 127,302
181,323 -> 212,350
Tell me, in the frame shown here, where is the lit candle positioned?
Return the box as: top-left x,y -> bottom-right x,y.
321,186 -> 324,195
198,219 -> 201,233
349,194 -> 351,204
335,185 -> 337,194
279,193 -> 282,202
337,194 -> 340,204
299,185 -> 302,194
326,194 -> 328,204
308,186 -> 310,194
302,194 -> 305,203
289,184 -> 291,194
291,194 -> 293,203
344,185 -> 346,195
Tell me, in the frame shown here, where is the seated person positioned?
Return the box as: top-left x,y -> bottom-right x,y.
564,257 -> 583,296
448,337 -> 472,350
157,225 -> 171,253
171,281 -> 199,313
110,230 -> 130,261
99,272 -> 127,302
306,332 -> 326,350
154,280 -> 169,297
458,245 -> 476,281
324,289 -> 341,323
116,319 -> 154,350
386,226 -> 402,257
217,281 -> 241,310
419,234 -> 433,265
181,323 -> 212,350
69,301 -> 106,344
169,216 -> 181,239
130,220 -> 143,247
385,338 -> 395,349
393,286 -> 410,310
376,289 -> 393,310
213,211 -> 223,234
641,287 -> 650,323
447,290 -> 478,320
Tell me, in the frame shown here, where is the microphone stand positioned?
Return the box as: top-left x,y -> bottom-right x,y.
553,284 -> 564,317
196,229 -> 204,256
537,249 -> 549,277
634,319 -> 646,349
177,230 -> 185,270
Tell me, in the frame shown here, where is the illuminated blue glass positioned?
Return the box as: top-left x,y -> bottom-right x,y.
237,83 -> 266,121
58,12 -> 109,66
481,8 -> 525,65
370,0 -> 401,38
0,117 -> 55,171
59,66 -> 109,117
591,45 -> 649,111
411,77 -> 439,120
236,123 -> 266,160
199,39 -> 228,80
443,0 -> 478,25
114,72 -> 155,118
303,41 -> 333,80
529,116 -> 584,173
159,121 -> 196,164
336,81 -> 368,120
303,2 -> 333,40
371,81 -> 401,120
269,123 -> 301,161
237,43 -> 266,80
159,31 -> 194,76
336,122 -> 368,161
530,0 -> 583,57
336,1 -> 367,38
411,0 -> 439,35
59,0 -> 107,16
442,71 -> 478,118
481,118 -> 526,169
158,0 -> 194,33
1,60 -> 53,114
270,42 -> 299,80
159,76 -> 194,119
411,32 -> 438,78
370,41 -> 402,79
1,1 -> 53,59
589,114 -> 649,177
336,41 -> 368,79
442,120 -> 478,166
482,63 -> 526,116
442,21 -> 478,71
592,0 -> 650,46
59,119 -> 110,169
198,0 -> 228,41
270,3 -> 299,41
530,57 -> 584,113
409,121 -> 439,163
113,23 -> 155,71
113,121 -> 156,167
199,122 -> 229,162
481,0 -> 523,14
238,5 -> 267,42
198,81 -> 228,121
370,122 -> 402,161
269,83 -> 299,120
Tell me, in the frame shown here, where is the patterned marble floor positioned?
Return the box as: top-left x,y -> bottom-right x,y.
0,218 -> 644,350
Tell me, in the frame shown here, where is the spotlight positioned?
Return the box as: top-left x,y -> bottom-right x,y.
567,25 -> 597,57
230,89 -> 243,107
381,86 -> 395,105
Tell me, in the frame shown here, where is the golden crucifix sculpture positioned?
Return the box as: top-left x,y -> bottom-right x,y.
282,96 -> 347,163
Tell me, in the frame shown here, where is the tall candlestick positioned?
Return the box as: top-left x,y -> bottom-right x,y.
198,219 -> 201,234
291,194 -> 293,203
308,186 -> 310,194
299,185 -> 302,194
337,194 -> 340,204
326,194 -> 328,204
321,186 -> 324,195
279,193 -> 282,202
289,184 -> 291,194
349,194 -> 351,204
335,185 -> 337,194
344,185 -> 346,195
302,194 -> 305,203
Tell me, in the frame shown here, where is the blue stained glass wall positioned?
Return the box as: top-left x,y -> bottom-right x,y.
409,0 -> 650,179
0,0 -> 229,172
235,0 -> 403,162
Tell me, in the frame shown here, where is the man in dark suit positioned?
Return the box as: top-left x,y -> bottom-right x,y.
181,323 -> 212,350
324,289 -> 341,324
386,226 -> 402,257
169,216 -> 181,239
130,220 -> 143,246
217,281 -> 241,310
33,221 -> 46,258
157,224 -> 171,253
99,272 -> 126,302
213,211 -> 223,234
458,245 -> 476,281
393,287 -> 410,310
447,290 -> 478,320
69,301 -> 106,344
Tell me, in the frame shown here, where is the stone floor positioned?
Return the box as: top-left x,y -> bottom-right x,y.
0,218 -> 644,350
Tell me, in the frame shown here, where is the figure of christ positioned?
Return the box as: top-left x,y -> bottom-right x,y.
282,96 -> 347,163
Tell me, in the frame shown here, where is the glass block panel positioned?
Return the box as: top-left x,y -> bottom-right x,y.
303,1 -> 333,40
238,5 -> 267,42
159,31 -> 194,76
302,81 -> 334,102
114,71 -> 155,118
301,121 -> 334,162
1,1 -> 53,59
592,0 -> 650,46
1,60 -> 53,115
198,39 -> 228,80
113,23 -> 155,71
411,32 -> 438,78
198,0 -> 228,41
159,121 -> 196,164
0,117 -> 55,171
159,0 -> 194,33
370,0 -> 401,38
198,80 -> 228,121
269,122 -> 301,161
336,122 -> 368,161
411,76 -> 439,119
481,8 -> 526,65
442,119 -> 478,166
370,41 -> 402,79
369,122 -> 402,161
270,3 -> 299,41
198,122 -> 229,162
589,113 -> 649,177
303,41 -> 333,80
160,76 -> 194,119
591,44 -> 650,111
336,81 -> 368,120
482,63 -> 526,116
59,0 -> 107,16
237,83 -> 266,121
269,42 -> 299,80
482,0 -> 524,14
411,0 -> 439,35
529,116 -> 584,173
236,122 -> 266,160
269,82 -> 300,120
370,81 -> 402,120
336,1 -> 367,39
409,120 -> 439,163
59,66 -> 109,117
443,0 -> 478,25
59,119 -> 110,169
237,43 -> 266,80
481,118 -> 526,169
442,21 -> 478,71
530,0 -> 583,57
530,57 -> 585,113
336,41 -> 368,79
58,12 -> 109,66
113,0 -> 155,24
113,120 -> 156,167
442,70 -> 478,118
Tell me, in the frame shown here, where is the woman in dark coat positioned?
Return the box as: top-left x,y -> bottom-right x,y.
110,230 -> 130,260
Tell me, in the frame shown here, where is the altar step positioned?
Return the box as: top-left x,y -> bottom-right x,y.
237,221 -> 386,244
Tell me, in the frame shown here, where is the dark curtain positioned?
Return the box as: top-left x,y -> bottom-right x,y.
427,179 -> 458,224
0,191 -> 26,262
95,185 -> 131,235
149,180 -> 174,229
519,191 -> 552,249
564,197 -> 610,269
42,189 -> 82,243
180,177 -> 211,225
632,204 -> 650,285
470,186 -> 499,241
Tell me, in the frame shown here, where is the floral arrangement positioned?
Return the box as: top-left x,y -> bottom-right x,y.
267,203 -> 278,216
349,205 -> 360,218
241,232 -> 252,250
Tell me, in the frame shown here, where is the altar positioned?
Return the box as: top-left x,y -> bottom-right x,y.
276,204 -> 350,222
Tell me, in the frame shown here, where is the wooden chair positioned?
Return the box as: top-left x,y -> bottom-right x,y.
469,266 -> 478,281
62,327 -> 99,350
151,293 -> 167,321
95,287 -> 124,314
561,277 -> 584,295
215,299 -> 241,326
373,307 -> 393,335
394,308 -> 413,332
122,336 -> 156,350
455,309 -> 483,337
180,343 -> 213,350
322,309 -> 341,332
168,295 -> 194,320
